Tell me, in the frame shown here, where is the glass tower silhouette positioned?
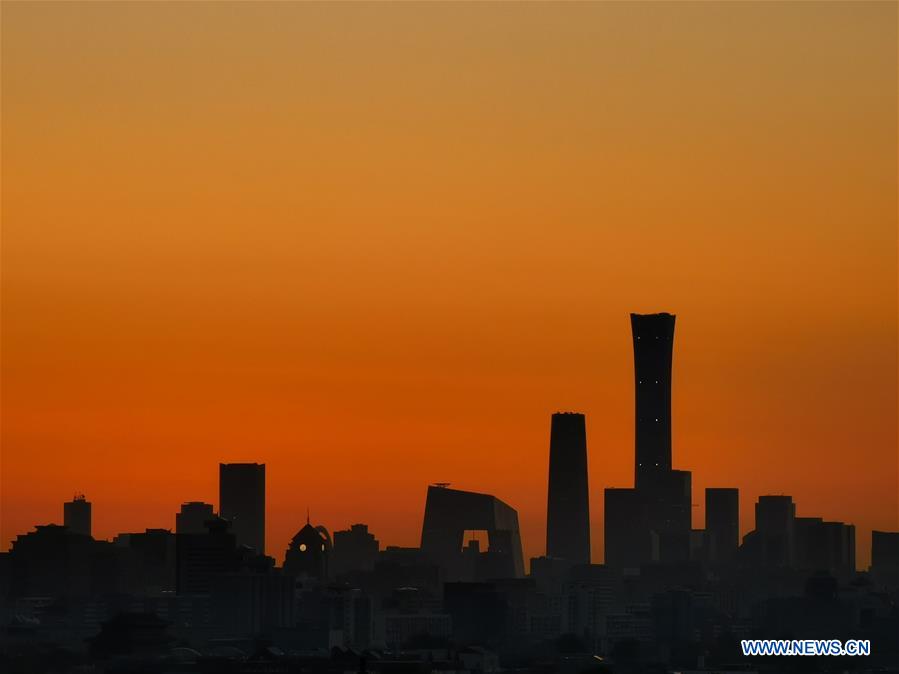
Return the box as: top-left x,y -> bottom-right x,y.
631,313 -> 675,491
546,412 -> 590,564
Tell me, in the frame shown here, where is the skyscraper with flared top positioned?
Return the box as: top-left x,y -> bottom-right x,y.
546,412 -> 590,564
631,313 -> 675,491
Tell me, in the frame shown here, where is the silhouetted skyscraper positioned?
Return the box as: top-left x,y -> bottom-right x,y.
219,463 -> 265,555
794,517 -> 855,578
64,494 -> 92,538
705,488 -> 739,564
604,488 -> 653,567
755,496 -> 795,533
631,313 -> 675,491
546,412 -> 590,564
176,501 -> 216,534
752,495 -> 796,567
871,530 -> 899,587
649,469 -> 692,563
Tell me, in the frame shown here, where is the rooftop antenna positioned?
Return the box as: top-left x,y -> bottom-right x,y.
306,507 -> 310,525
433,482 -> 451,489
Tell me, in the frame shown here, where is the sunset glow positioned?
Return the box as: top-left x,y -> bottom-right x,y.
2,1 -> 896,569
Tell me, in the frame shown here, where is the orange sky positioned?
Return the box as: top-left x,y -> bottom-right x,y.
1,2 -> 896,569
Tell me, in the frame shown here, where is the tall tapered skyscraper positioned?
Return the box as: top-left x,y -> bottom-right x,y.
631,313 -> 675,491
546,412 -> 590,564
219,463 -> 265,555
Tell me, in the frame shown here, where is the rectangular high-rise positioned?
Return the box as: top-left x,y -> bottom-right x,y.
604,488 -> 654,568
705,488 -> 739,564
546,412 -> 591,564
219,463 -> 265,555
630,313 -> 675,491
649,469 -> 692,563
64,495 -> 92,538
754,495 -> 796,567
871,530 -> 899,587
795,517 -> 856,578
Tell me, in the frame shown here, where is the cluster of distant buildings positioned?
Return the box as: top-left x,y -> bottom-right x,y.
1,314 -> 897,673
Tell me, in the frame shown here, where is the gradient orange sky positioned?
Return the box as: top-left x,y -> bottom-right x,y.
2,2 -> 896,569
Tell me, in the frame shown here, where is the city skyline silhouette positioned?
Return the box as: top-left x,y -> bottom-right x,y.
2,307 -> 897,571
3,311 -> 892,574
3,310 -> 896,672
1,2 -> 896,670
